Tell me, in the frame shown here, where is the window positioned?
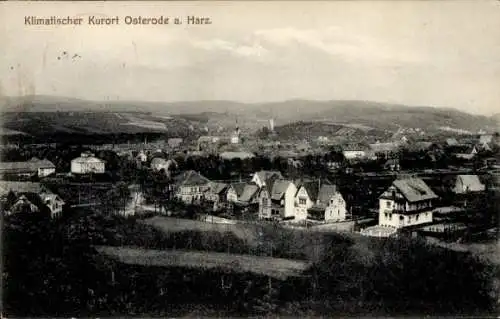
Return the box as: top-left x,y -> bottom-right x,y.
416,214 -> 419,221
386,201 -> 391,208
399,215 -> 404,221
330,199 -> 334,205
299,198 -> 306,205
389,213 -> 392,220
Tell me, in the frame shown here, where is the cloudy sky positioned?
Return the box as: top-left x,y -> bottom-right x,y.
1,1 -> 500,115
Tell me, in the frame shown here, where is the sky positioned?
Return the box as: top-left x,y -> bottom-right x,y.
1,1 -> 500,115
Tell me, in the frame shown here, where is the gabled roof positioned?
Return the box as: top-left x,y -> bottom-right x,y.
299,181 -> 320,202
342,143 -> 369,152
317,184 -> 339,204
369,142 -> 400,153
255,170 -> 283,183
391,178 -> 438,202
238,184 -> 259,203
0,181 -> 44,196
0,158 -> 55,172
456,175 -> 485,192
270,180 -> 293,200
446,138 -> 458,146
230,182 -> 247,197
209,182 -> 228,195
71,155 -> 104,164
173,170 -> 211,187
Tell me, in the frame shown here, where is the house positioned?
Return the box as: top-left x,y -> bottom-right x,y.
384,159 -> 401,171
71,153 -> 106,174
198,136 -> 221,149
0,157 -> 56,178
230,127 -> 241,144
405,141 -> 434,152
377,177 -> 438,229
206,182 -> 229,210
220,151 -> 255,160
326,160 -> 342,172
206,182 -> 229,203
452,145 -> 478,160
237,184 -> 259,206
296,142 -> 311,153
287,158 -> 303,169
446,138 -> 459,146
151,158 -> 177,176
6,194 -> 42,215
39,192 -> 65,218
479,134 -> 493,145
342,143 -> 369,160
452,175 -> 486,194
251,170 -> 283,188
167,138 -> 183,149
226,182 -> 247,203
258,179 -> 297,220
172,170 -> 211,204
0,181 -> 64,218
226,182 -> 259,207
369,142 -> 400,158
294,180 -> 347,222
317,136 -> 329,143
136,150 -> 148,163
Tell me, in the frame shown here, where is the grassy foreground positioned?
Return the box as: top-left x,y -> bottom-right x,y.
3,211 -> 499,316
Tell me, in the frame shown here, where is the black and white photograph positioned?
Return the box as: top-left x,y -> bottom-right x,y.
1,1 -> 500,317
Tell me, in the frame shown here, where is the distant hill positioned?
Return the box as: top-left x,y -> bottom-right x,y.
1,95 -> 498,136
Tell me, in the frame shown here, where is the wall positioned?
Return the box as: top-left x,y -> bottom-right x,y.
325,193 -> 347,222
258,190 -> 271,219
38,167 -> 55,177
226,188 -> 238,203
294,187 -> 313,221
283,183 -> 297,218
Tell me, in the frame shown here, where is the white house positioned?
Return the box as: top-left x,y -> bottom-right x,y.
342,144 -> 369,160
377,177 -> 438,229
40,192 -> 65,219
258,179 -> 297,220
136,150 -> 148,163
294,181 -> 347,222
71,153 -> 105,174
452,175 -> 485,194
251,170 -> 283,188
230,127 -> 241,144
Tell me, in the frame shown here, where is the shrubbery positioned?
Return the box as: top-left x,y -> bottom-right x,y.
3,211 -> 498,317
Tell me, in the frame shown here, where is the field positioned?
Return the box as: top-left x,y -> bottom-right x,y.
96,246 -> 309,280
425,237 -> 500,265
0,111 -> 195,136
140,216 -> 261,244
